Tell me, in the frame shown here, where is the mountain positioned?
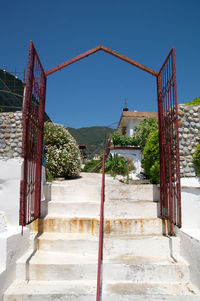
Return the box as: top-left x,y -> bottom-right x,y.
67,126 -> 115,159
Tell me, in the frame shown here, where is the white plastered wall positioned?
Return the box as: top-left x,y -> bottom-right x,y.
127,119 -> 141,137
110,148 -> 142,174
0,158 -> 29,300
175,178 -> 200,289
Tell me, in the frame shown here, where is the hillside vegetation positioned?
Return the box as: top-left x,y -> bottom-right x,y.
67,126 -> 114,159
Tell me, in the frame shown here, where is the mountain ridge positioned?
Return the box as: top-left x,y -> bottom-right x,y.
67,126 -> 115,159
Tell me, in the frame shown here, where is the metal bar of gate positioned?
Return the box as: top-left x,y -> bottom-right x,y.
157,48 -> 181,233
96,150 -> 106,301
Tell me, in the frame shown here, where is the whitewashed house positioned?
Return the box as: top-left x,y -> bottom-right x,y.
110,107 -> 158,174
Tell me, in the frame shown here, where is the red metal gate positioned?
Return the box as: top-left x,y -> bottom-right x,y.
19,44 -> 181,232
20,41 -> 46,226
157,48 -> 181,234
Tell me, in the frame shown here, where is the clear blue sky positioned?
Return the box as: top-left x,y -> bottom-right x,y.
1,0 -> 200,128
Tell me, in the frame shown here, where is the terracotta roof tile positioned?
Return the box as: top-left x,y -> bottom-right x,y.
122,111 -> 158,119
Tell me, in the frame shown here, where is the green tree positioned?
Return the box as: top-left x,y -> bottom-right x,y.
142,129 -> 160,184
185,97 -> 200,106
193,144 -> 200,175
134,118 -> 158,151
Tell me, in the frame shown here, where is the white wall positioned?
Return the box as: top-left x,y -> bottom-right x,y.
0,158 -> 23,226
181,187 -> 200,235
0,227 -> 29,299
0,158 -> 30,300
110,148 -> 142,174
174,183 -> 200,289
127,119 -> 141,137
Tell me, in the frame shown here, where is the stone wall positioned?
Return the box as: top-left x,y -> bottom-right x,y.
0,112 -> 22,158
178,105 -> 200,177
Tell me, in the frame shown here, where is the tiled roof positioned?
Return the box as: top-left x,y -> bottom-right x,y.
121,111 -> 158,119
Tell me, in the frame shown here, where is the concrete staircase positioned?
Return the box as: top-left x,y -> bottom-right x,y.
4,173 -> 200,300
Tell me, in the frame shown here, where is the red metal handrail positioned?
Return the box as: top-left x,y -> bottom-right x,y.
96,150 -> 106,301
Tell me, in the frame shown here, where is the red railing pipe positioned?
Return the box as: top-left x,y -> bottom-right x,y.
96,150 -> 106,301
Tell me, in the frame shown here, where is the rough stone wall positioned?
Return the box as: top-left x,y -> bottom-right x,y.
0,112 -> 22,158
178,105 -> 200,177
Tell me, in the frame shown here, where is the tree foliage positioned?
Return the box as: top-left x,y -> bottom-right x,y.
193,144 -> 200,175
134,118 -> 158,151
142,129 -> 160,184
111,131 -> 138,146
185,97 -> 200,106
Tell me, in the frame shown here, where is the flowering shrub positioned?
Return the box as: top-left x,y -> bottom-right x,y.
44,122 -> 81,179
105,153 -> 135,176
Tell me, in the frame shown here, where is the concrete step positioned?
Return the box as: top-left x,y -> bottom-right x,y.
105,183 -> 160,202
103,256 -> 190,283
4,280 -> 200,301
4,280 -> 96,301
102,282 -> 200,300
31,217 -> 164,236
37,233 -> 180,259
104,200 -> 158,218
104,218 -> 163,236
47,200 -> 158,219
103,235 -> 180,259
28,251 -> 97,281
47,201 -> 100,217
38,232 -> 99,255
44,173 -> 160,203
44,177 -> 101,203
31,217 -> 100,235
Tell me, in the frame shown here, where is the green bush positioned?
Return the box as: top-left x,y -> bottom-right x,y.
112,131 -> 122,146
44,122 -> 81,179
142,129 -> 160,184
185,97 -> 200,106
150,161 -> 160,184
134,118 -> 158,151
193,144 -> 200,175
105,153 -> 135,177
83,158 -> 102,173
112,131 -> 138,147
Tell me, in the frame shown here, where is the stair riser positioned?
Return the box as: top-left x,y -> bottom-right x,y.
103,264 -> 190,282
105,184 -> 160,202
44,184 -> 101,203
104,202 -> 158,218
31,218 -> 100,235
38,237 -> 180,259
38,239 -> 98,255
102,296 -> 200,301
4,295 -> 95,301
104,219 -> 163,236
103,282 -> 199,298
4,295 -> 200,301
44,183 -> 160,203
103,237 -> 180,259
29,264 -> 97,281
48,202 -> 100,217
47,201 -> 158,219
31,218 -> 163,236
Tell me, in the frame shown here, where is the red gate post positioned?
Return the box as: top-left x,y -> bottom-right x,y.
20,41 -> 47,227
157,48 -> 181,234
